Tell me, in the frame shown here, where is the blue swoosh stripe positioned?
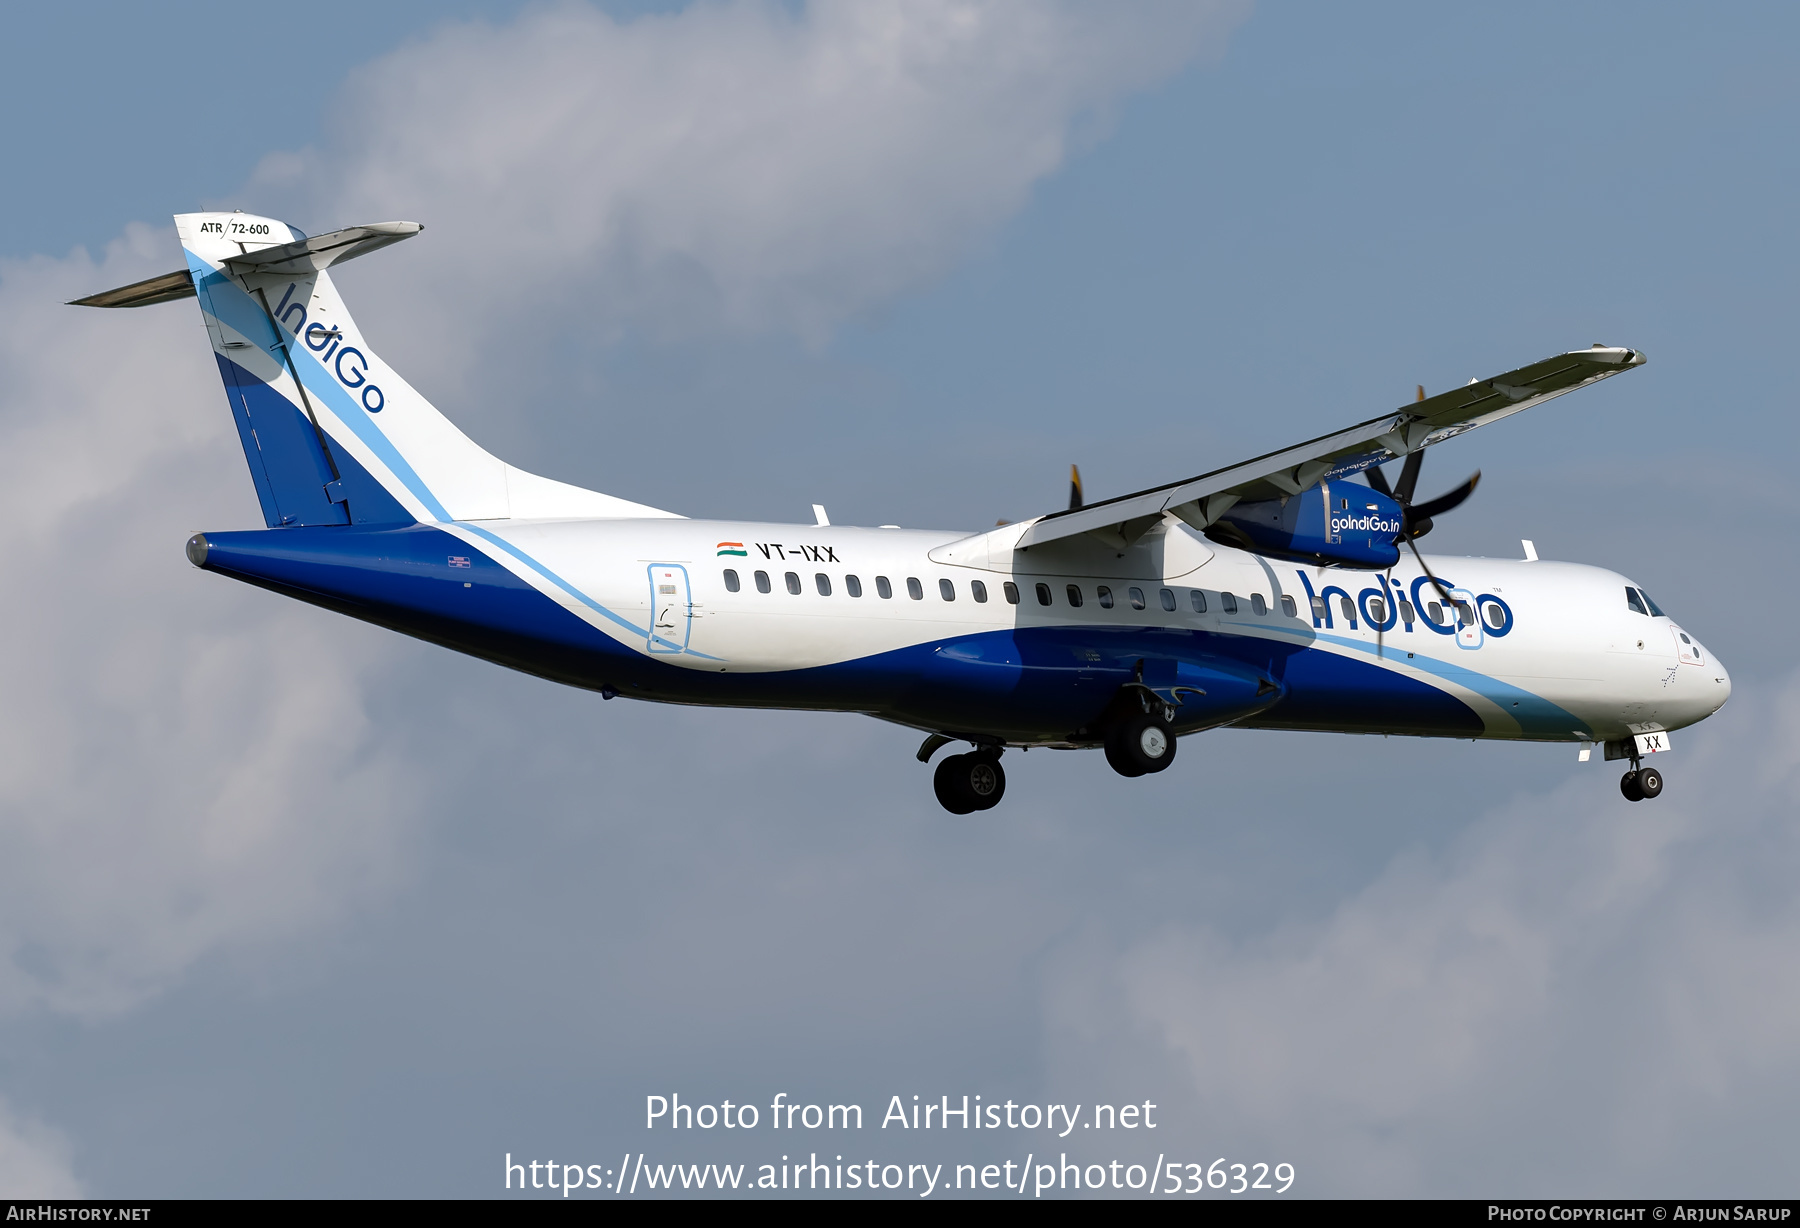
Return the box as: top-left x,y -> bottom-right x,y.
1219,617 -> 1586,736
453,523 -> 723,662
188,257 -> 450,521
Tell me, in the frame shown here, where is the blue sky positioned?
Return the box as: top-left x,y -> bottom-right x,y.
0,0 -> 1796,1198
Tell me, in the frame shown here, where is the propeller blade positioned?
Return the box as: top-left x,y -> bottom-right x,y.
1377,572 -> 1388,658
1069,464 -> 1083,512
1409,471 -> 1481,522
1407,535 -> 1455,602
1395,449 -> 1426,504
1364,465 -> 1394,497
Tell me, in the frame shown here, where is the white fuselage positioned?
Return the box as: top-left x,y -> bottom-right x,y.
427,514 -> 1729,745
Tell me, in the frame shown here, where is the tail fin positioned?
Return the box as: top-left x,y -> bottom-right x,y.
75,211 -> 677,528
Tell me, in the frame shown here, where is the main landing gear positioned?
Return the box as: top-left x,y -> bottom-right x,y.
917,689 -> 1180,814
933,748 -> 1005,815
1104,710 -> 1177,778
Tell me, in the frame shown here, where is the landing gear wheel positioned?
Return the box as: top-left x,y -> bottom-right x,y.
1104,741 -> 1146,778
1637,766 -> 1663,799
934,752 -> 1006,813
1105,713 -> 1176,777
1620,769 -> 1644,802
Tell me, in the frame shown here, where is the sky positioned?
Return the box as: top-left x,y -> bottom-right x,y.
1,0 -> 1797,1199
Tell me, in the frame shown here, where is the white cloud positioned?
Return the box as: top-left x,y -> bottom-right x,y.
1044,672 -> 1800,1195
251,0 -> 1245,352
0,2 -> 1240,1021
0,1098 -> 82,1197
0,231 -> 420,1018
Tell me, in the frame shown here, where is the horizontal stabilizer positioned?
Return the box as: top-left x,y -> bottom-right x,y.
223,221 -> 423,275
68,268 -> 196,308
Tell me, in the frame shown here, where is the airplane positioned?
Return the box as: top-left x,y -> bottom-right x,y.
72,212 -> 1730,813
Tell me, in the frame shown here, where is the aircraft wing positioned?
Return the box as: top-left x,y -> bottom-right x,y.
1017,345 -> 1645,548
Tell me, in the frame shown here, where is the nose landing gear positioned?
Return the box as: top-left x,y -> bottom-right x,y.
1620,763 -> 1664,802
1619,743 -> 1665,802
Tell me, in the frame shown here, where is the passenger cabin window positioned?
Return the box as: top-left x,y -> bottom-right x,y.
1339,597 -> 1354,621
1160,588 -> 1177,612
1398,599 -> 1416,624
1190,590 -> 1207,613
846,575 -> 863,598
907,577 -> 924,600
755,570 -> 772,594
1485,603 -> 1504,629
1429,601 -> 1444,623
1066,585 -> 1084,608
1456,601 -> 1474,626
1251,593 -> 1268,616
785,572 -> 802,595
1369,597 -> 1386,623
1128,587 -> 1146,610
1311,596 -> 1326,619
1036,583 -> 1052,606
939,578 -> 956,601
815,573 -> 832,596
1003,581 -> 1020,605
723,569 -> 740,593
971,580 -> 988,603
1221,592 -> 1238,614
1625,587 -> 1648,616
1280,594 -> 1297,617
876,576 -> 893,599
1097,586 -> 1114,609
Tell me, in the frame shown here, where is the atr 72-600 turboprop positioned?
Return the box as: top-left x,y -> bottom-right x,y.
74,213 -> 1729,812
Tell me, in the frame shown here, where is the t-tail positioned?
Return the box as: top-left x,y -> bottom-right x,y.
73,212 -> 677,527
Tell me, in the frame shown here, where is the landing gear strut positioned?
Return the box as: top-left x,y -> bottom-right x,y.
933,749 -> 1006,814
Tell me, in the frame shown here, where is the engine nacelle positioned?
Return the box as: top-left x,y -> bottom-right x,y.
1204,482 -> 1403,569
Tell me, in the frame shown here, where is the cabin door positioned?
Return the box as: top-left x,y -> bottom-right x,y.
646,564 -> 692,654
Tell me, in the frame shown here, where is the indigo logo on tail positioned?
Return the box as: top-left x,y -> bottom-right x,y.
275,282 -> 384,412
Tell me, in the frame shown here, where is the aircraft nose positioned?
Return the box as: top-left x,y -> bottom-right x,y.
1709,653 -> 1732,712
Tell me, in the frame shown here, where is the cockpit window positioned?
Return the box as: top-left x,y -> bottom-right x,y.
1625,587 -> 1648,616
1638,588 -> 1665,617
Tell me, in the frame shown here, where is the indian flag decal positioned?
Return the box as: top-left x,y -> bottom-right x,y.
717,541 -> 747,557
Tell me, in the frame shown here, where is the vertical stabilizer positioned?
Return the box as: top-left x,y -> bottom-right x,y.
155,211 -> 677,527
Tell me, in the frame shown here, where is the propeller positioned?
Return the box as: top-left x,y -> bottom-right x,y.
1364,386 -> 1482,604
1001,462 -> 1083,526
1365,453 -> 1481,543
